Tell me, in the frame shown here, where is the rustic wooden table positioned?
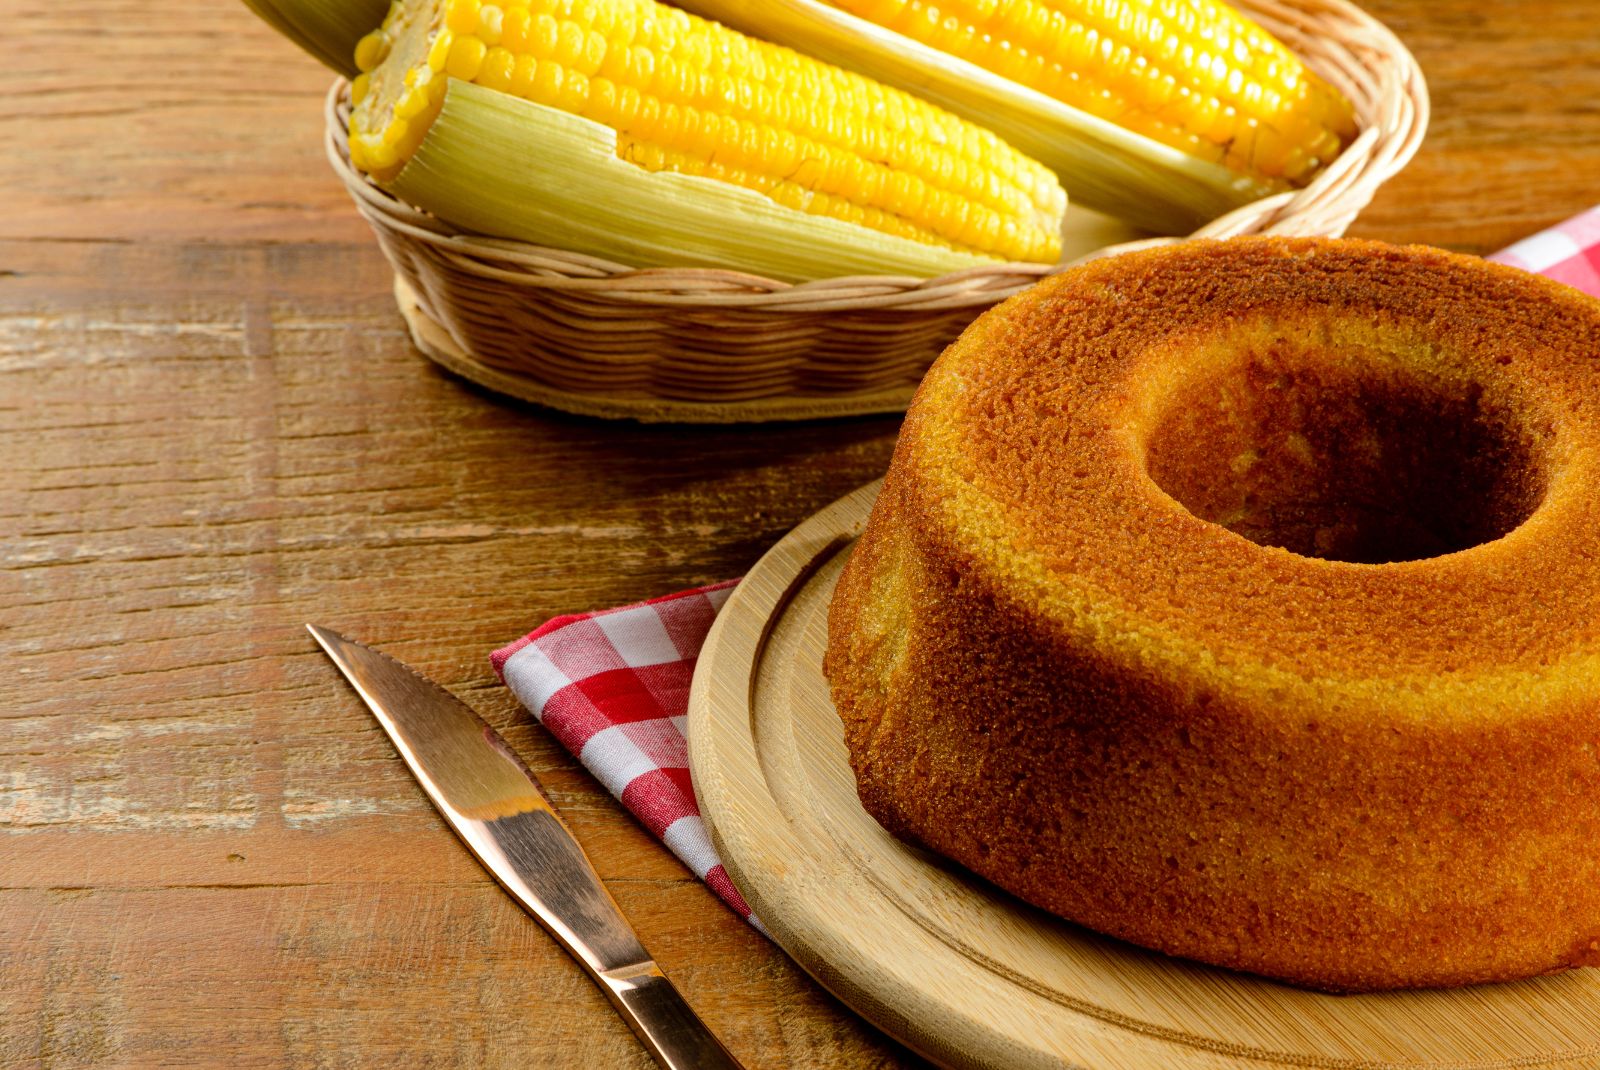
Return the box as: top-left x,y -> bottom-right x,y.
4,2 -> 1597,1067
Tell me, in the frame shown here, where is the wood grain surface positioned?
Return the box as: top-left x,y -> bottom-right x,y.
2,2 -> 1597,1067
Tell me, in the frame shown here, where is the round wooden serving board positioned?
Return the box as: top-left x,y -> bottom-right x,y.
686,482 -> 1600,1070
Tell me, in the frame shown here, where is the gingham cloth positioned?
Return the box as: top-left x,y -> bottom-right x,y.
490,580 -> 767,930
1487,205 -> 1600,291
491,209 -> 1600,929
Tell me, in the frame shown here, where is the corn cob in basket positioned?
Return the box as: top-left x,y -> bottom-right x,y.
345,0 -> 1070,280
813,0 -> 1357,184
675,0 -> 1359,230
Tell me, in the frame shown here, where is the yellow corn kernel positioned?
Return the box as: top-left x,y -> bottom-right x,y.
381,117 -> 411,146
446,33 -> 488,79
475,4 -> 504,45
354,29 -> 390,72
509,54 -> 540,98
393,82 -> 431,119
502,6 -> 533,50
444,0 -> 479,33
478,45 -> 516,91
426,28 -> 454,71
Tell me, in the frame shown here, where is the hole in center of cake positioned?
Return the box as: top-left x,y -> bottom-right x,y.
1142,342 -> 1548,564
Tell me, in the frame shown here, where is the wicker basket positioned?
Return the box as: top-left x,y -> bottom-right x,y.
326,0 -> 1428,423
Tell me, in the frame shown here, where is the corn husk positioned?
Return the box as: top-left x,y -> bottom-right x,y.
241,0 -> 391,77
382,80 -> 996,284
671,0 -> 1281,234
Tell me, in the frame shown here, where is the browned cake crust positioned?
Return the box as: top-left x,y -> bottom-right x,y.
824,236 -> 1600,992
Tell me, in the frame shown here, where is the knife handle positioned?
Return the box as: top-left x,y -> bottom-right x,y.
598,960 -> 747,1070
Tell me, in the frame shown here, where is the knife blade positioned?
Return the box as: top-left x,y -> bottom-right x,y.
307,624 -> 745,1070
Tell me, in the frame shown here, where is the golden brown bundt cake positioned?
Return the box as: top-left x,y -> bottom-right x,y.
824,236 -> 1600,992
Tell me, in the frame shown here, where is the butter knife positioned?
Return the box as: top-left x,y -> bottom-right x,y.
307,624 -> 746,1070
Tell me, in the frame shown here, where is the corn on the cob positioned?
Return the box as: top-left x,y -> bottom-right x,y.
347,0 -> 1067,265
377,80 -> 1014,280
825,0 -> 1357,185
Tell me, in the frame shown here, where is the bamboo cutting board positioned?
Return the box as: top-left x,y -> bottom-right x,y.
686,482 -> 1600,1070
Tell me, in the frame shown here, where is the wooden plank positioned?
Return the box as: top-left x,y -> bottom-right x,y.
0,3 -> 362,245
0,233 -> 907,1067
0,882 -> 868,1069
1348,0 -> 1600,250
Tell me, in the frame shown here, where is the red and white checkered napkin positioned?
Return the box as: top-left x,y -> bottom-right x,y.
490,579 -> 766,931
1487,205 -> 1600,291
491,209 -> 1600,929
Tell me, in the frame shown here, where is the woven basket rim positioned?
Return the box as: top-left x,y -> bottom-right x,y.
327,0 -> 1428,313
